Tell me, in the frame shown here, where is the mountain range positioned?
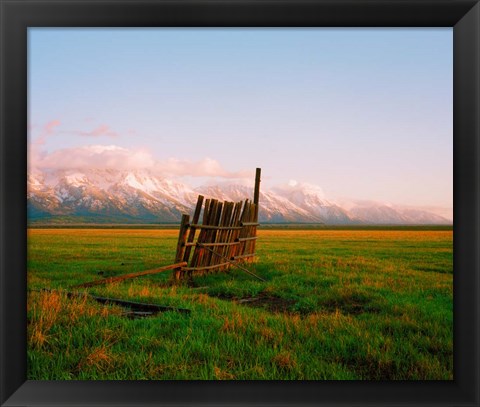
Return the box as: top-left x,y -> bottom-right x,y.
27,169 -> 452,225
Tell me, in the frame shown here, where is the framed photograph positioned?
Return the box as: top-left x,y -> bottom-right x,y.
1,0 -> 479,406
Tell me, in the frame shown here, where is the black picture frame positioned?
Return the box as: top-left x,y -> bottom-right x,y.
1,0 -> 478,406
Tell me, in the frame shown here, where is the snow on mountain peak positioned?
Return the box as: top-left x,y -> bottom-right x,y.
124,172 -> 159,193
272,181 -> 328,213
64,173 -> 89,187
27,168 -> 452,225
274,181 -> 326,199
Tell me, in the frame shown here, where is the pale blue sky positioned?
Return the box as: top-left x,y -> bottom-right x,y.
28,28 -> 452,208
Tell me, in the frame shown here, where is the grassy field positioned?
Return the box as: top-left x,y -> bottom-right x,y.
27,228 -> 453,380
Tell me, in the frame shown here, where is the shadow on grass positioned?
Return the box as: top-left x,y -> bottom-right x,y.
320,291 -> 384,316
215,291 -> 296,314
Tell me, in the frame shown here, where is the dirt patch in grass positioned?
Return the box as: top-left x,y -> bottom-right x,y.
213,291 -> 296,314
321,293 -> 383,316
241,293 -> 296,313
209,290 -> 382,316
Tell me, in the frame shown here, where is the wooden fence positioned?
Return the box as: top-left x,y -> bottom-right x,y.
173,168 -> 261,280
72,169 -> 262,289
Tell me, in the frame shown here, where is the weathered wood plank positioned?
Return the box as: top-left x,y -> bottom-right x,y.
198,199 -> 217,268
184,241 -> 240,248
240,222 -> 260,227
203,200 -> 223,266
173,214 -> 190,279
227,201 -> 244,262
188,224 -> 243,230
72,262 -> 188,288
191,199 -> 212,269
215,201 -> 232,270
220,201 -> 235,271
237,200 -> 251,258
183,261 -> 231,272
236,236 -> 258,242
183,195 -> 204,264
246,203 -> 256,259
175,214 -> 190,263
38,288 -> 191,314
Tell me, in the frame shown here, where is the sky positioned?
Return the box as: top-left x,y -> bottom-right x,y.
28,28 -> 452,209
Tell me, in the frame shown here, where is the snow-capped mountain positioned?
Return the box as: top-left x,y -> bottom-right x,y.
196,184 -> 322,223
27,169 -> 452,225
272,181 -> 353,224
28,169 -> 196,223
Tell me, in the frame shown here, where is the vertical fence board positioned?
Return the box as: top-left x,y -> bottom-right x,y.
209,201 -> 223,268
183,195 -> 204,264
227,201 -> 243,263
190,199 -> 211,274
216,202 -> 230,271
174,214 -> 190,279
238,200 -> 251,260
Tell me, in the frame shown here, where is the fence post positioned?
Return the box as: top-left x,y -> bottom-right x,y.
254,168 -> 261,221
174,214 -> 190,279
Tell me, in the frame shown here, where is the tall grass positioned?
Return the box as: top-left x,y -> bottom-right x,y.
27,228 -> 453,380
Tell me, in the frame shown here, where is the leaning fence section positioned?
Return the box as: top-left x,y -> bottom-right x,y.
173,195 -> 259,280
172,168 -> 261,280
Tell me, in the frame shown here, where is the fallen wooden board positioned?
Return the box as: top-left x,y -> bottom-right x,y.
71,262 -> 187,288
35,288 -> 191,314
237,297 -> 260,304
84,293 -> 191,315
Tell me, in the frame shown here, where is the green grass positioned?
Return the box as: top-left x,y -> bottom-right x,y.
27,228 -> 453,380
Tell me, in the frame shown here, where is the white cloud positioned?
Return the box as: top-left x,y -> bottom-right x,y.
156,157 -> 251,179
32,145 -> 155,171
63,124 -> 119,138
29,144 -> 251,179
273,180 -> 326,199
